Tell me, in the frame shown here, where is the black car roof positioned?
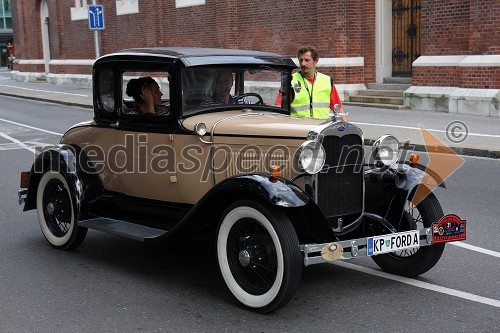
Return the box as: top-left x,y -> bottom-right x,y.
94,47 -> 297,68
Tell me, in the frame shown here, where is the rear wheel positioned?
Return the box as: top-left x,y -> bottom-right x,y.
371,193 -> 445,277
217,200 -> 302,313
36,170 -> 87,250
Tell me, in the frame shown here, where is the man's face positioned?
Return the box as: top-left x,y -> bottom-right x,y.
298,51 -> 318,76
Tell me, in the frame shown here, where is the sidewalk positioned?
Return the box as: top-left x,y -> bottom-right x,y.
0,71 -> 499,159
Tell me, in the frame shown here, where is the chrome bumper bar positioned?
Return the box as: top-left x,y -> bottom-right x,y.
301,228 -> 433,266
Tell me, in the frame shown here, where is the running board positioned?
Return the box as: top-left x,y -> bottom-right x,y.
78,218 -> 168,242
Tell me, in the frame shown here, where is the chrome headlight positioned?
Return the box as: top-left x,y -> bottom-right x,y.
296,140 -> 325,174
372,135 -> 400,166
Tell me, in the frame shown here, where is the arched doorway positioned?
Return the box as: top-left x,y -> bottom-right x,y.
40,0 -> 51,73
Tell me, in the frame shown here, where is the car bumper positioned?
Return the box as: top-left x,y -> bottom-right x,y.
302,213 -> 466,266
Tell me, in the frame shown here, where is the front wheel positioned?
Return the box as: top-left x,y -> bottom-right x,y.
217,200 -> 302,313
36,170 -> 87,250
371,192 -> 445,277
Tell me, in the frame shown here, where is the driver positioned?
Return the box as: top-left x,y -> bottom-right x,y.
200,70 -> 248,106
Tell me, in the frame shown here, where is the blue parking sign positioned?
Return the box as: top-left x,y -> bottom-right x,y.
88,5 -> 105,30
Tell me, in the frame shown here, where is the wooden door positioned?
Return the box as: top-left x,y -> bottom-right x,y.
392,0 -> 421,76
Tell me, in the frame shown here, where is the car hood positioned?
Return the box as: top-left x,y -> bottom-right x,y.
182,110 -> 326,138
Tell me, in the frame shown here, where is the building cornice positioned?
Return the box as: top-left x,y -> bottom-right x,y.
413,55 -> 500,67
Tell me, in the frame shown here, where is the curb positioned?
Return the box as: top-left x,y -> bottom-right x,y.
0,91 -> 93,109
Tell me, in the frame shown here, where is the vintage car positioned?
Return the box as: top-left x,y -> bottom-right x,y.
18,47 -> 466,313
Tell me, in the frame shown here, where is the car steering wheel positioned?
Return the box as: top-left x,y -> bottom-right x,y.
232,93 -> 264,105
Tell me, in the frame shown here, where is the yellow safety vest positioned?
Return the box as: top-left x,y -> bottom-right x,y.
290,71 -> 332,119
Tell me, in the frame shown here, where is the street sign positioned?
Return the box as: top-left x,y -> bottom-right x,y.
88,5 -> 105,30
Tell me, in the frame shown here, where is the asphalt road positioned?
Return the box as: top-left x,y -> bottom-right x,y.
0,96 -> 499,332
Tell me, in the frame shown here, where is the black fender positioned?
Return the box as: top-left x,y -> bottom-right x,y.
162,174 -> 336,243
210,174 -> 309,208
24,145 -> 103,217
364,163 -> 445,226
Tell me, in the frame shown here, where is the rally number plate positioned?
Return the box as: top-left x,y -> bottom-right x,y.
367,230 -> 420,256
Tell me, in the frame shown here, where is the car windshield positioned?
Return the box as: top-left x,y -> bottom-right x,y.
181,66 -> 290,117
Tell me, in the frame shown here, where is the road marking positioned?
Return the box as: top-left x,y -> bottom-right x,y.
0,84 -> 89,97
0,131 -> 36,153
333,261 -> 500,308
352,122 -> 500,139
0,118 -> 63,136
450,242 -> 500,258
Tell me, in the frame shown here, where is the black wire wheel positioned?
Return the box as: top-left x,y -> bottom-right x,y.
217,200 -> 302,313
36,170 -> 87,250
371,192 -> 446,277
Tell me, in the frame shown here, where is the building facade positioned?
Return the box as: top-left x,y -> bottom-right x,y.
0,0 -> 13,67
11,0 -> 500,116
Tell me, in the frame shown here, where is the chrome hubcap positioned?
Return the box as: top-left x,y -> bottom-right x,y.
47,202 -> 55,216
238,250 -> 251,266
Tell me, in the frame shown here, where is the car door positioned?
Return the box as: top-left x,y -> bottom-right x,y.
113,71 -> 180,203
111,125 -> 180,203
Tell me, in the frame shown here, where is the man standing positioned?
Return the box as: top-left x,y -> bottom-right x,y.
288,46 -> 347,121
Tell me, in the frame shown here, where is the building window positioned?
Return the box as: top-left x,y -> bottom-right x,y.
116,0 -> 139,15
175,0 -> 205,8
70,0 -> 88,21
0,0 -> 12,29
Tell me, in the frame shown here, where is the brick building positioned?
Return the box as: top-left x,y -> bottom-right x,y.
11,0 -> 500,116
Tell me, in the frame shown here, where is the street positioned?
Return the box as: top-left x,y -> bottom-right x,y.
0,95 -> 499,332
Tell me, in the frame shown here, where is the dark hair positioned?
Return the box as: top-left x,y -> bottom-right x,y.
125,76 -> 156,104
297,46 -> 319,61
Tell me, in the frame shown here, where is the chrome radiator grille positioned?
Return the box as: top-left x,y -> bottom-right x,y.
317,134 -> 364,218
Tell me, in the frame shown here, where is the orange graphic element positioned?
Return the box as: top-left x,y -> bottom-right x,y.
412,125 -> 465,206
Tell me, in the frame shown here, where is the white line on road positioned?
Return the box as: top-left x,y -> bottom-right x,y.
450,242 -> 500,258
333,261 -> 500,308
0,118 -> 63,136
0,131 -> 36,154
0,84 -> 89,97
352,122 -> 500,138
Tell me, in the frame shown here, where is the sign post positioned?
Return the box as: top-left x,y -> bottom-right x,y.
88,1 -> 104,59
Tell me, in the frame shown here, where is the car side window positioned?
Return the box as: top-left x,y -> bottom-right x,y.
122,71 -> 171,116
97,69 -> 115,113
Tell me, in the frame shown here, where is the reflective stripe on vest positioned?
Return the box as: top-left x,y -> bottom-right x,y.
290,71 -> 332,119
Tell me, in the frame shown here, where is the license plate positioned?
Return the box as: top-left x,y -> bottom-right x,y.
367,230 -> 420,256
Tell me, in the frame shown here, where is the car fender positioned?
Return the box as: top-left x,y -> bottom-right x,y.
365,163 -> 445,225
162,174 -> 340,242
210,174 -> 310,207
24,145 -> 102,215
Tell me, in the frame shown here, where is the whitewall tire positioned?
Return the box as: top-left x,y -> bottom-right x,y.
217,200 -> 301,313
36,171 -> 87,249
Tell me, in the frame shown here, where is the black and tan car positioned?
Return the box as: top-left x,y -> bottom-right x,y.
18,47 -> 466,313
